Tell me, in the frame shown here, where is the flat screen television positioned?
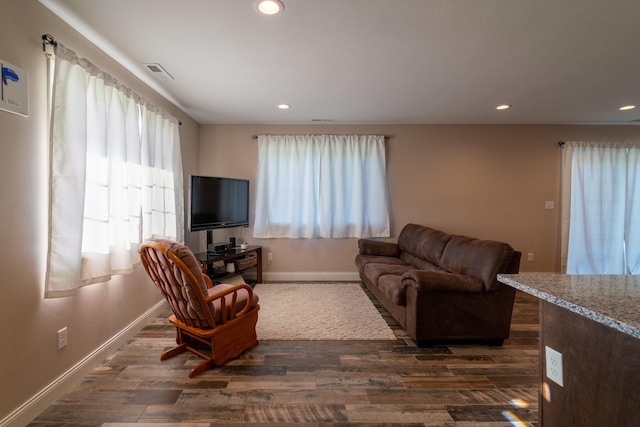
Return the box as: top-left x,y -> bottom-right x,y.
189,175 -> 250,231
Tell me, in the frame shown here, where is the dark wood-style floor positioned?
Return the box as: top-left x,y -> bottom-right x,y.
30,283 -> 540,426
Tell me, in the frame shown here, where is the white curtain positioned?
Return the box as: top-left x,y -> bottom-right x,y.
45,43 -> 183,298
560,141 -> 640,274
253,134 -> 390,238
625,145 -> 640,273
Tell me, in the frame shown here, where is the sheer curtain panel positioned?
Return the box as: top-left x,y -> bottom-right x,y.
560,141 -> 640,274
45,43 -> 183,298
626,146 -> 640,273
253,135 -> 390,238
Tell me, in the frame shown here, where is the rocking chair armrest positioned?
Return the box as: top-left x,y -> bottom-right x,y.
205,283 -> 256,318
203,273 -> 213,289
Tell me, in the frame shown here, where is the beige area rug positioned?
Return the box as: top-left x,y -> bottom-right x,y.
253,282 -> 397,341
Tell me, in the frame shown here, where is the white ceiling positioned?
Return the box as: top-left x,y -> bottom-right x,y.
41,0 -> 640,125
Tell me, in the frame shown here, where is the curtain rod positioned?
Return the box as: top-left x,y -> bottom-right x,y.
42,34 -> 57,58
42,34 -> 57,48
41,34 -> 183,126
252,134 -> 390,140
558,141 -> 565,147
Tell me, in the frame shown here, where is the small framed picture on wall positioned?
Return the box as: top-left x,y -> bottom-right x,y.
1,60 -> 28,117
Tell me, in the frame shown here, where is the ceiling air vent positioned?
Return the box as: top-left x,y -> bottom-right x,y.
143,63 -> 174,81
311,118 -> 335,122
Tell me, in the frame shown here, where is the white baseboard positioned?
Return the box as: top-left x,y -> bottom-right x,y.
262,271 -> 361,282
0,300 -> 166,427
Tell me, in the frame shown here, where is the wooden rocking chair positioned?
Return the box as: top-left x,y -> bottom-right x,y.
139,239 -> 259,377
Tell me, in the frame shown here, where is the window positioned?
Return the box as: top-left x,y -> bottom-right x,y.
253,134 -> 390,238
560,141 -> 640,274
44,43 -> 183,298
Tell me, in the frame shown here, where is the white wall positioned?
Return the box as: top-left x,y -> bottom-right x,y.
0,0 -> 199,424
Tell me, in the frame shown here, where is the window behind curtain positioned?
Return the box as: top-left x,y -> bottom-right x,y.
253,134 -> 390,238
45,43 -> 183,298
560,141 -> 640,274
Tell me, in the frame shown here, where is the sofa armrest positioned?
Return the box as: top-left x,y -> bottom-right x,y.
402,270 -> 485,293
358,239 -> 401,257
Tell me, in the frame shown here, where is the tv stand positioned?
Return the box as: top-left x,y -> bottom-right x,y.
207,248 -> 235,256
195,246 -> 262,285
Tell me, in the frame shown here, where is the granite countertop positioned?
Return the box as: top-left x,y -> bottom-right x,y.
498,273 -> 640,340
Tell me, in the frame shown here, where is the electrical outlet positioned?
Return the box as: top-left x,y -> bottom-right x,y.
527,253 -> 534,262
267,252 -> 273,263
545,346 -> 563,387
57,327 -> 68,350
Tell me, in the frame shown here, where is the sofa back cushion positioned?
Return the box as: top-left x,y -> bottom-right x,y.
398,223 -> 452,266
439,235 -> 514,292
399,251 -> 440,270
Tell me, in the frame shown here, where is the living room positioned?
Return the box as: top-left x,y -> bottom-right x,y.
2,1 -> 639,425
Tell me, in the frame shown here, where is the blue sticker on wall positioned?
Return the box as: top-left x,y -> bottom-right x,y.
2,66 -> 20,85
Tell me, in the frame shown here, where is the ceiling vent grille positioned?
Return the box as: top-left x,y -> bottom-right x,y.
143,63 -> 174,81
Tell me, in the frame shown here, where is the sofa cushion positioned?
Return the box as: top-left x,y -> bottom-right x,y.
399,251 -> 442,271
149,238 -> 209,324
363,262 -> 414,289
439,235 -> 514,292
355,254 -> 407,269
398,224 -> 452,265
358,239 -> 400,257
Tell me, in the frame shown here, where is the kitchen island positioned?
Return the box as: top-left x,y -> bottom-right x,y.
498,273 -> 640,426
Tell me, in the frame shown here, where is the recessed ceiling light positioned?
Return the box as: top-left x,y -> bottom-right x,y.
619,105 -> 636,111
496,104 -> 511,110
278,104 -> 290,110
255,0 -> 284,15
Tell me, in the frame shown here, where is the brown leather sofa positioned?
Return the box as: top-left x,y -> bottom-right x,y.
355,223 -> 521,346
